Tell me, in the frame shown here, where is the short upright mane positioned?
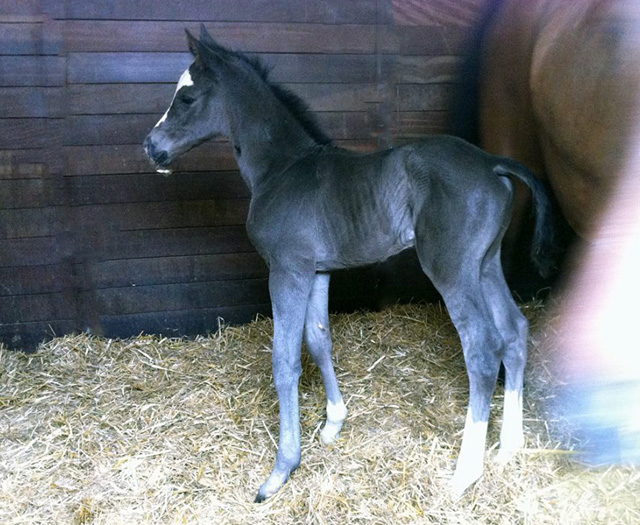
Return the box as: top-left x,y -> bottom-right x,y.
203,41 -> 333,146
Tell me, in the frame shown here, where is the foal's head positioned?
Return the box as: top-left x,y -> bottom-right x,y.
143,26 -> 331,174
143,27 -> 238,173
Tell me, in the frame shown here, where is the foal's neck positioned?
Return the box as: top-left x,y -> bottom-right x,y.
228,96 -> 320,191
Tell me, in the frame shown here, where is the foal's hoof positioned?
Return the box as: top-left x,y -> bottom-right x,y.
254,466 -> 295,503
320,400 -> 348,444
449,465 -> 482,499
320,420 -> 344,444
496,443 -> 523,465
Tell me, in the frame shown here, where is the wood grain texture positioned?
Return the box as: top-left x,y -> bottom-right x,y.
64,0 -> 378,24
392,0 -> 487,26
0,56 -> 64,86
63,21 -> 381,54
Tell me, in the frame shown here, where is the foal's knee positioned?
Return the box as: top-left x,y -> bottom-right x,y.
272,351 -> 302,393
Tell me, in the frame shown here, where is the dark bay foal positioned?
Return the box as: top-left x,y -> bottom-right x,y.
143,26 -> 554,502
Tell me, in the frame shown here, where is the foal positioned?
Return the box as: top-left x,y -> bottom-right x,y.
144,26 -> 554,502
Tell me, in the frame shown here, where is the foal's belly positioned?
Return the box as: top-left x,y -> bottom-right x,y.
315,224 -> 415,271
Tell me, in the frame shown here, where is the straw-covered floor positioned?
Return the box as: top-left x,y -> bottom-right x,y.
1,302 -> 639,524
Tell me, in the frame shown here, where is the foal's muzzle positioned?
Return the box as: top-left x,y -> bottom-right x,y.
143,136 -> 169,166
143,135 -> 173,175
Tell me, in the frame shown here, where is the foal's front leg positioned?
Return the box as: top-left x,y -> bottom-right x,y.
255,266 -> 314,503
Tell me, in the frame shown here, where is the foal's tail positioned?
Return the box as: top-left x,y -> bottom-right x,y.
493,159 -> 556,278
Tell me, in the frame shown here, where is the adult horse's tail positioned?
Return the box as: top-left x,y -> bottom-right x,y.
493,160 -> 556,278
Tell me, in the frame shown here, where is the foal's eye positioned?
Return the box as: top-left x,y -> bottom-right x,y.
179,94 -> 196,105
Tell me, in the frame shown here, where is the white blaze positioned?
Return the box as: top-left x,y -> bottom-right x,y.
154,68 -> 194,128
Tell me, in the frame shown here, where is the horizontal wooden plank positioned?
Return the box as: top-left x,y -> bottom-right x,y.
62,108 -> 452,151
0,21 -> 62,55
67,53 -> 391,84
0,178 -> 64,208
72,199 -> 249,232
0,88 -> 63,118
67,83 -> 386,115
396,55 -> 460,83
0,236 -> 63,266
66,172 -> 250,205
0,1 -> 65,21
392,111 -> 450,137
0,118 -> 63,149
64,111 -> 383,146
64,21 -> 385,54
0,319 -> 76,351
0,207 -> 61,239
396,84 -> 454,111
88,252 -> 268,289
65,0 -> 378,24
0,292 -> 75,323
64,143 -> 238,175
103,226 -> 255,260
64,140 -> 385,177
0,56 -> 65,87
395,26 -> 469,55
98,304 -> 272,339
95,278 -> 270,315
0,264 -> 66,296
391,0 -> 487,26
0,150 -> 61,178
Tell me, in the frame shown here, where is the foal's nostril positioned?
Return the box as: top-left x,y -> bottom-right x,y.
143,138 -> 169,165
155,150 -> 169,165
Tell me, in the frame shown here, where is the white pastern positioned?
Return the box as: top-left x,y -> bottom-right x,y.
450,410 -> 488,498
497,389 -> 524,463
320,399 -> 348,444
154,68 -> 194,128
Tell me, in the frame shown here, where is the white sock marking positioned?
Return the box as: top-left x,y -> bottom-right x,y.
451,409 -> 488,497
321,399 -> 347,444
326,399 -> 347,423
498,389 -> 524,461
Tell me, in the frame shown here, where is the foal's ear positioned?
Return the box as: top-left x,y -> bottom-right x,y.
185,29 -> 202,58
199,24 -> 218,48
185,28 -> 227,70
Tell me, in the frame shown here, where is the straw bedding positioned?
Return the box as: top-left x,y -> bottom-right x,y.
1,302 -> 639,524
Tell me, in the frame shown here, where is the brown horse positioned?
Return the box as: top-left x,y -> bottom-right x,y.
460,0 -> 640,465
463,0 -> 640,241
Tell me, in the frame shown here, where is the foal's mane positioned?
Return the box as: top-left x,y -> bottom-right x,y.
202,40 -> 333,146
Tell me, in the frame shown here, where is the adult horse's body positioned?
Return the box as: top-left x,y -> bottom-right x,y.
466,0 -> 640,239
144,27 -> 553,502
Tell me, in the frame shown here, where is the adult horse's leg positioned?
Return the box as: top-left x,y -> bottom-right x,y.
255,264 -> 315,503
481,250 -> 529,461
303,272 -> 347,444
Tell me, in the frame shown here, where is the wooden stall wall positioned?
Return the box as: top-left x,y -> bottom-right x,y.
0,1 -> 71,349
0,0 -> 488,350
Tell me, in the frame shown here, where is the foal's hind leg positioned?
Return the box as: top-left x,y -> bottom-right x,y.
443,284 -> 504,496
304,273 -> 347,444
415,238 -> 503,496
481,253 -> 529,462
